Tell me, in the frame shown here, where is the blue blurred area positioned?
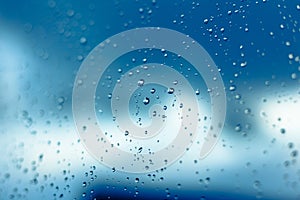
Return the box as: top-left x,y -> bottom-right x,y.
0,0 -> 299,199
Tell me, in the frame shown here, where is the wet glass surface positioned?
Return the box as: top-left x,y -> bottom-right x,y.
0,0 -> 299,199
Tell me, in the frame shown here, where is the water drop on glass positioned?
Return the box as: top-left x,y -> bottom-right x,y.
138,79 -> 145,86
80,37 -> 87,44
167,88 -> 174,94
143,97 -> 150,105
150,88 -> 156,94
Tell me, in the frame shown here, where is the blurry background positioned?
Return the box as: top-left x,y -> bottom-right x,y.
0,0 -> 299,199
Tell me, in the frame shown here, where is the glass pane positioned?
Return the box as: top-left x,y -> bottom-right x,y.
0,0 -> 299,199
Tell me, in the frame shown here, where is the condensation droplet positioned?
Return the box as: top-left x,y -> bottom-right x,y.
240,61 -> 247,67
124,130 -> 129,136
244,108 -> 251,115
67,9 -> 75,17
235,124 -> 242,132
280,128 -> 286,134
80,37 -> 87,44
229,85 -> 236,91
150,88 -> 156,94
167,88 -> 174,94
253,180 -> 261,190
138,79 -> 145,87
288,53 -> 294,60
143,97 -> 150,105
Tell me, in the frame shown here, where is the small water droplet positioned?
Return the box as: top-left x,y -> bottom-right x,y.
167,88 -> 174,94
291,150 -> 298,157
253,180 -> 261,190
244,108 -> 251,114
291,73 -> 297,80
138,79 -> 145,86
82,182 -> 87,187
235,94 -> 241,100
67,9 -> 75,17
57,96 -> 65,104
143,97 -> 150,105
138,147 -> 143,153
229,85 -> 236,91
80,37 -> 87,44
124,130 -> 129,136
240,61 -> 247,67
235,124 -> 242,132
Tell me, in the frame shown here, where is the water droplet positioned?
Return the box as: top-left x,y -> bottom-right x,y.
82,182 -> 87,187
80,37 -> 87,44
77,55 -> 84,61
124,130 -> 129,136
167,88 -> 174,94
240,61 -> 247,67
67,9 -> 75,17
229,85 -> 236,91
291,150 -> 298,157
244,108 -> 251,114
138,147 -> 143,153
288,142 -> 294,149
280,128 -> 286,134
235,124 -> 242,132
204,177 -> 210,184
143,97 -> 150,105
253,180 -> 261,190
235,94 -> 241,100
57,96 -> 65,104
150,88 -> 156,94
138,79 -> 145,87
